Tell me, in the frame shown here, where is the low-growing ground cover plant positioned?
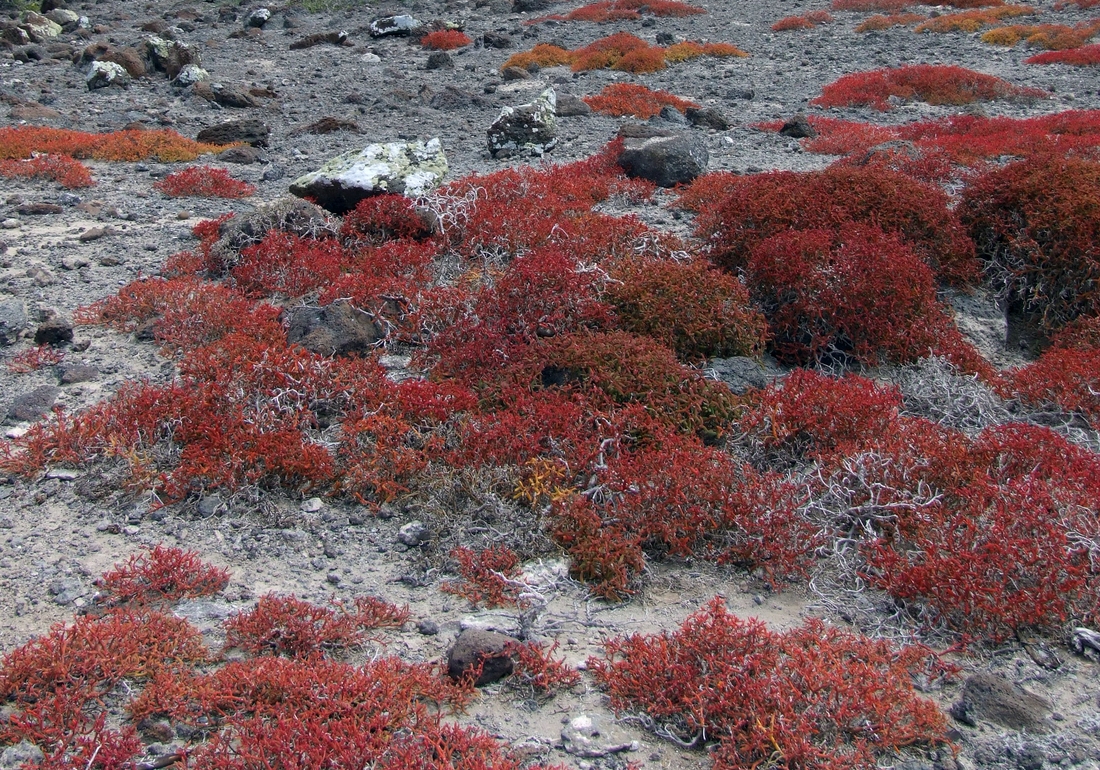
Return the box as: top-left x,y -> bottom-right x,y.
981,21 -> 1100,49
811,64 -> 1048,110
582,82 -> 699,118
0,153 -> 94,189
530,0 -> 705,22
958,154 -> 1100,330
772,10 -> 834,30
501,32 -> 747,73
0,547 -> 559,769
833,0 -> 1002,9
1026,42 -> 1100,63
154,166 -> 256,198
420,29 -> 472,49
913,4 -> 1035,33
590,597 -> 952,769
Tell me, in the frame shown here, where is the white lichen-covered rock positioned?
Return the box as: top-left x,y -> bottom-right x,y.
45,8 -> 80,28
246,7 -> 272,28
20,11 -> 62,43
173,63 -> 209,87
369,14 -> 422,37
289,139 -> 448,214
487,87 -> 557,159
86,61 -> 131,90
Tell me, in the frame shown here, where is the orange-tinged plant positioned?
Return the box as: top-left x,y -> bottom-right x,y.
583,83 -> 699,117
591,597 -> 950,769
154,165 -> 256,198
0,126 -> 230,162
0,153 -> 94,188
421,29 -> 472,49
855,11 -> 925,30
914,4 -> 1034,32
532,0 -> 704,22
811,64 -> 1048,110
772,10 -> 834,30
500,43 -> 574,70
502,35 -> 746,73
981,21 -> 1100,49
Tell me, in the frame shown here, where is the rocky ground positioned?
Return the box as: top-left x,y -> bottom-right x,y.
1,0 -> 1100,768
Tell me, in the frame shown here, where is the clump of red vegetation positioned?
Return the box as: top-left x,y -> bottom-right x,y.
1,548 -> 568,769
420,29 -> 472,49
507,641 -> 580,694
531,0 -> 705,23
0,153 -> 94,189
1009,316 -> 1100,424
582,82 -> 699,118
1027,42 -> 1100,64
6,345 -> 66,373
681,165 -> 979,286
811,64 -> 1048,110
744,225 -> 984,369
772,10 -> 834,30
590,597 -> 951,769
95,544 -> 229,607
759,110 -> 1100,183
225,595 -> 409,658
501,32 -> 747,73
833,0 -> 1003,9
442,545 -> 526,608
958,154 -> 1100,330
154,165 -> 256,198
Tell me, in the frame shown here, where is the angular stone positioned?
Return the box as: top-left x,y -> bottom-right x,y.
950,673 -> 1052,732
197,119 -> 270,147
172,63 -> 208,87
289,139 -> 447,215
6,385 -> 60,423
447,629 -> 517,685
285,303 -> 383,356
487,87 -> 557,159
617,133 -> 708,187
555,93 -> 591,116
0,299 -> 27,346
779,114 -> 816,139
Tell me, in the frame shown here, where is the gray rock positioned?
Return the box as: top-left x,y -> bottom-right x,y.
209,84 -> 260,109
0,741 -> 44,769
779,114 -> 816,139
950,673 -> 1052,732
218,146 -> 262,164
34,316 -> 73,345
481,31 -> 512,48
45,8 -> 80,27
417,619 -> 440,635
501,66 -> 531,81
487,87 -> 557,159
707,356 -> 778,394
245,7 -> 271,27
12,44 -> 48,62
426,51 -> 454,70
369,14 -> 422,37
289,139 -> 448,215
58,363 -> 99,384
727,86 -> 756,100
686,106 -> 731,130
262,165 -> 287,181
447,629 -> 517,685
86,60 -> 131,90
48,576 -> 85,606
655,105 -> 688,125
197,119 -> 271,148
285,302 -> 384,356
428,86 -> 486,111
555,93 -> 591,116
7,385 -> 60,422
561,713 -> 638,758
397,520 -> 431,547
617,133 -> 708,187
0,299 -> 27,346
513,0 -> 555,10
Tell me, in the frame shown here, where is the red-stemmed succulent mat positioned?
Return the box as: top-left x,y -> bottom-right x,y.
1027,42 -> 1100,62
590,597 -> 955,770
582,83 -> 699,118
811,64 -> 1049,110
772,10 -> 835,30
1,141 -> 1099,637
501,32 -> 746,74
980,20 -> 1100,48
528,0 -> 706,23
832,0 -> 1004,10
0,546 -> 565,770
912,4 -> 1036,33
755,110 -> 1100,182
0,127 -> 234,189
